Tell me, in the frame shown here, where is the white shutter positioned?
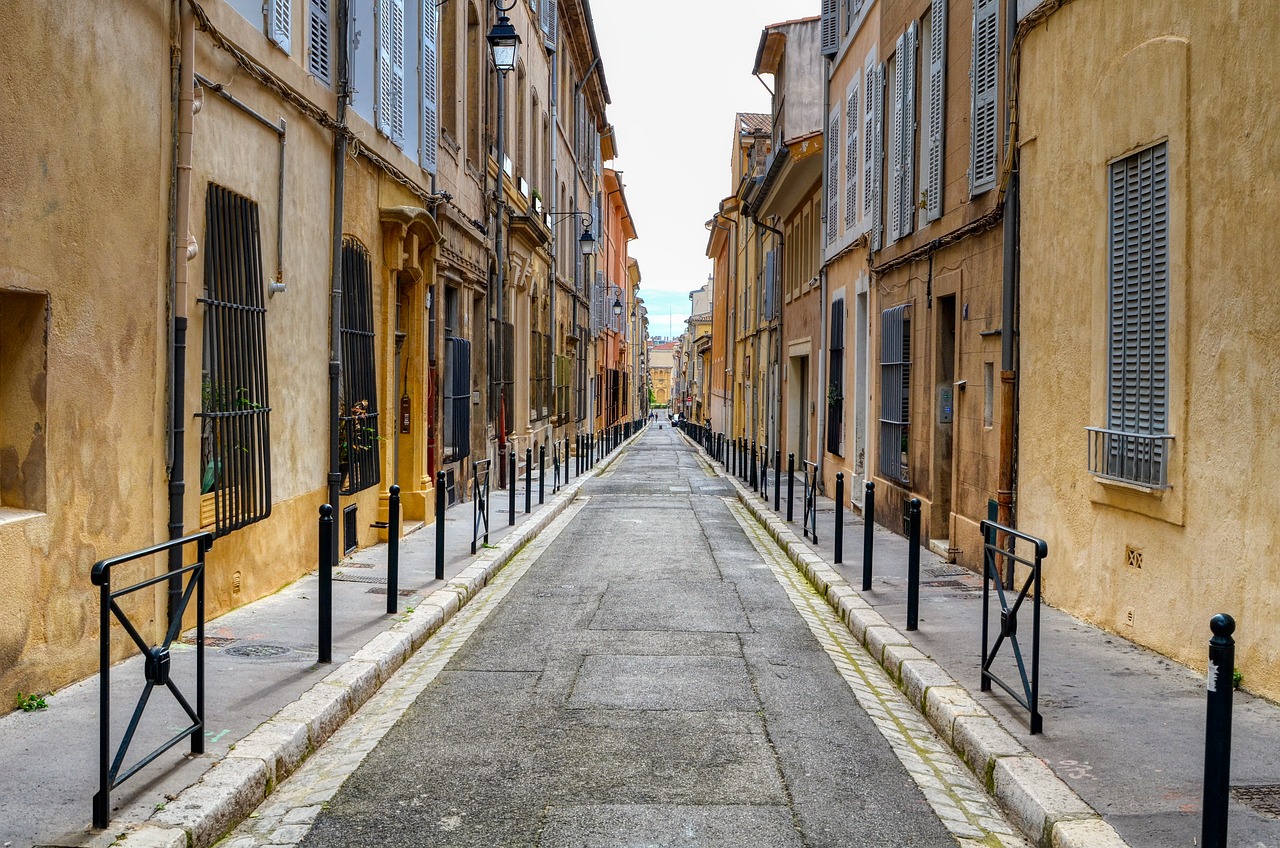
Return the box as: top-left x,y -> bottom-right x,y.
307,0 -> 330,84
376,0 -> 393,137
845,76 -> 858,230
900,22 -> 918,239
827,109 -> 840,246
890,35 -> 905,243
863,57 -> 875,220
420,0 -> 438,173
821,0 -> 839,56
925,0 -> 947,221
970,0 -> 999,195
542,0 -> 558,51
267,0 -> 292,54
391,0 -> 405,147
871,64 -> 884,252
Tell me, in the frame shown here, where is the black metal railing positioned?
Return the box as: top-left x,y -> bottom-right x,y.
979,519 -> 1048,734
472,459 -> 491,554
802,460 -> 819,542
91,532 -> 214,829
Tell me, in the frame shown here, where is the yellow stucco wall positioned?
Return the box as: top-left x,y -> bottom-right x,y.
1017,1 -> 1280,699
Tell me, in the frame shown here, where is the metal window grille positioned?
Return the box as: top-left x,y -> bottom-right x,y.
879,303 -> 911,482
489,319 -> 515,432
340,238 -> 381,495
827,299 -> 846,456
199,184 -> 272,538
444,336 -> 472,460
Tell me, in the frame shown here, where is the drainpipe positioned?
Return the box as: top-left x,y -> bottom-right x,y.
166,0 -> 196,624
328,0 -> 351,561
816,57 -> 833,486
548,37 -> 558,441
997,0 -> 1019,533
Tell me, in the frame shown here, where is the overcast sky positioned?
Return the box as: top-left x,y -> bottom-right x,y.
591,0 -> 818,339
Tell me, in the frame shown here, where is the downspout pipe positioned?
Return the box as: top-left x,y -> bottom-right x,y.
997,0 -> 1019,532
548,37 -> 558,441
816,57 -> 832,486
328,0 -> 351,562
167,0 -> 197,623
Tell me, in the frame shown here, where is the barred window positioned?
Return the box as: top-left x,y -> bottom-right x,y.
489,319 -> 514,432
878,304 -> 911,483
444,336 -> 471,460
340,238 -> 381,495
199,184 -> 272,537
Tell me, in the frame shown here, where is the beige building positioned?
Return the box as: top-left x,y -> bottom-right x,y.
649,342 -> 675,407
1015,1 -> 1280,700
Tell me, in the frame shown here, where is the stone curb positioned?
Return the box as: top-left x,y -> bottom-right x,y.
693,443 -> 1130,848
122,428 -> 646,847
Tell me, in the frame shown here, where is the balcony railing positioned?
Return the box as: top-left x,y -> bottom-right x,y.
1086,427 -> 1174,490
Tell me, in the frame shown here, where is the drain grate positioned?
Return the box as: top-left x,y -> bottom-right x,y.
925,564 -> 968,579
223,644 -> 291,658
333,573 -> 387,584
923,579 -> 972,589
1232,785 -> 1280,819
367,587 -> 419,597
341,560 -> 376,569
180,634 -> 238,647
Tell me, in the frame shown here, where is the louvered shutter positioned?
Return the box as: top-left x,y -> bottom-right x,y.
871,64 -> 884,252
890,35 -> 905,243
863,59 -> 875,220
421,0 -> 439,173
900,22 -> 918,239
267,0 -> 292,53
376,1 -> 393,137
821,0 -> 839,56
542,0 -> 558,51
391,0 -> 405,146
845,78 -> 858,230
306,0 -> 330,83
925,0 -> 947,221
878,304 -> 910,480
1107,144 -> 1168,478
970,0 -> 999,195
827,109 -> 840,246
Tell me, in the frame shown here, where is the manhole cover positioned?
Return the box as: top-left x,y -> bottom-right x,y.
1232,785 -> 1280,819
180,635 -> 238,647
333,573 -> 386,584
223,644 -> 292,658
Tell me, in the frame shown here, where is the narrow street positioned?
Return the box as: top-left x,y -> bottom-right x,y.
226,426 -> 1027,847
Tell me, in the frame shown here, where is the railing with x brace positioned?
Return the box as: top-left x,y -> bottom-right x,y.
472,458 -> 492,554
979,519 -> 1048,734
801,460 -> 819,543
91,531 -> 214,828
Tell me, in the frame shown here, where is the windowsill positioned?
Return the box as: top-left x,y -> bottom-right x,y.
1092,475 -> 1166,496
0,507 -> 45,527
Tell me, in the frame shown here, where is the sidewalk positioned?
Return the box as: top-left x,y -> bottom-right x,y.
0,435 -> 637,848
695,434 -> 1280,848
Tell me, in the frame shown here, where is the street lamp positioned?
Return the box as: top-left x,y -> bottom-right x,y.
612,297 -> 623,318
486,7 -> 521,73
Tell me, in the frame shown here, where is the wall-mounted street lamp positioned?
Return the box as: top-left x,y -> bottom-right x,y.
612,297 -> 623,318
545,211 -> 596,257
486,6 -> 521,73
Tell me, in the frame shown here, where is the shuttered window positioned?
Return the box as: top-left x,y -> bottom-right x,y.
377,0 -> 406,146
899,22 -> 918,239
970,0 -> 999,195
863,58 -> 876,221
339,239 -> 381,495
827,298 -> 846,456
1104,143 -> 1169,483
889,47 -> 903,243
821,0 -> 839,56
444,337 -> 472,461
878,304 -> 911,483
827,108 -> 840,246
845,78 -> 859,230
925,0 -> 947,221
307,0 -> 330,84
199,185 -> 273,537
870,63 -> 885,251
421,0 -> 439,173
267,0 -> 292,54
542,0 -> 558,50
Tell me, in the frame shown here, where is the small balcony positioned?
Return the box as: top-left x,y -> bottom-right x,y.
1086,427 -> 1175,490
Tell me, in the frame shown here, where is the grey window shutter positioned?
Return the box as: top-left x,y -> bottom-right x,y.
267,0 -> 292,53
925,0 -> 947,221
871,64 -> 885,252
970,0 -> 999,195
421,0 -> 439,173
543,0 -> 558,51
900,22 -> 918,239
821,0 -> 839,56
845,79 -> 858,230
376,0 -> 393,137
863,59 -> 875,220
827,109 -> 840,246
878,303 -> 910,480
890,35 -> 905,243
307,0 -> 330,84
391,0 -> 405,146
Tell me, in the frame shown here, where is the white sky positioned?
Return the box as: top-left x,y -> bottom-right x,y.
591,1 -> 818,338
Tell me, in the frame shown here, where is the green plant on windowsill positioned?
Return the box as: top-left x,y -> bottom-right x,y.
16,691 -> 48,712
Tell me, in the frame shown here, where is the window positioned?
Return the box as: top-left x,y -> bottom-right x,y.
466,3 -> 482,164
444,336 -> 472,461
879,304 -> 910,483
267,0 -> 292,54
0,291 -> 48,513
970,0 -> 999,195
923,0 -> 947,222
827,298 -> 846,456
200,184 -> 272,537
540,0 -> 557,50
420,0 -> 439,173
377,0 -> 406,147
889,24 -> 918,244
1089,142 -> 1170,488
984,362 -> 994,428
340,238 -> 381,495
827,107 -> 840,246
870,62 -> 885,251
820,0 -> 838,56
845,77 -> 859,231
307,0 -> 331,84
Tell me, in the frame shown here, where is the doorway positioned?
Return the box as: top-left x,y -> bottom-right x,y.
933,295 -> 957,552
788,354 -> 809,463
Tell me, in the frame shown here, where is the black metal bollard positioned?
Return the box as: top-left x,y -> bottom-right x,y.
834,474 -> 844,564
539,444 -> 546,505
1201,614 -> 1236,848
387,485 -> 401,614
564,437 -> 570,483
318,504 -> 333,663
525,448 -> 532,513
774,449 -> 781,510
787,454 -> 795,522
436,471 -> 446,579
750,441 -> 758,489
907,497 -> 922,631
862,481 -> 875,591
508,450 -> 516,526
